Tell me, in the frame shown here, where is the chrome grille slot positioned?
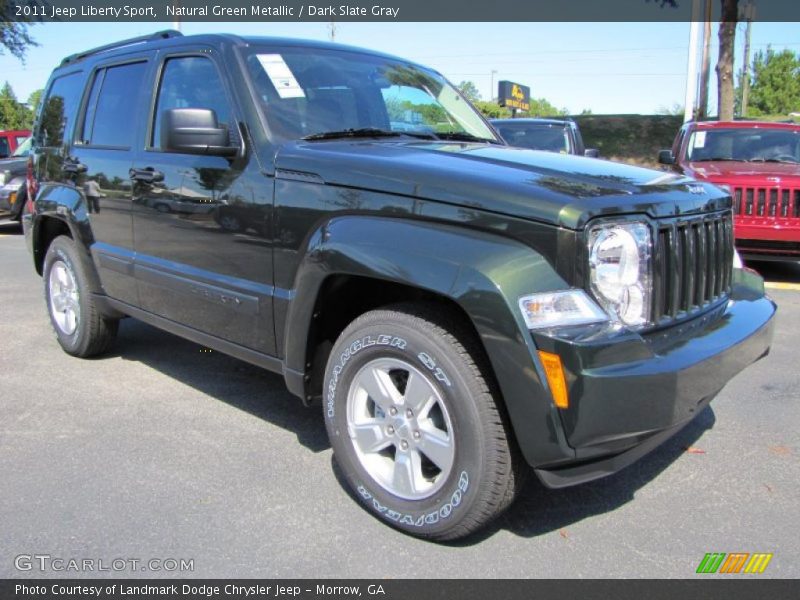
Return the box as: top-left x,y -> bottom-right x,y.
733,186 -> 799,219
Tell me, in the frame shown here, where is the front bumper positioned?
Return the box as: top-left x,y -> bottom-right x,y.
735,218 -> 800,260
531,268 -> 775,487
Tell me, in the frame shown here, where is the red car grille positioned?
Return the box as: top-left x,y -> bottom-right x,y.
733,186 -> 800,218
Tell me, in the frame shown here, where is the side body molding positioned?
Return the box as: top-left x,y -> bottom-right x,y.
282,216 -> 576,467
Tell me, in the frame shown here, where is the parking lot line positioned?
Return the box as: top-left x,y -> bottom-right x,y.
765,281 -> 800,291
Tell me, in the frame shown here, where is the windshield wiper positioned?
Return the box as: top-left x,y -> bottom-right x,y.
302,128 -> 435,141
691,157 -> 742,162
748,157 -> 799,164
435,132 -> 500,144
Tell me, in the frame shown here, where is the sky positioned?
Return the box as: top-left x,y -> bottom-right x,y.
1,21 -> 798,115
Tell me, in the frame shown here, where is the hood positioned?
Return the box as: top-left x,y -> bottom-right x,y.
275,141 -> 729,229
687,160 -> 800,183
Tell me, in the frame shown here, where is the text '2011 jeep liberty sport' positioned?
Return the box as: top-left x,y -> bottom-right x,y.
25,31 -> 776,541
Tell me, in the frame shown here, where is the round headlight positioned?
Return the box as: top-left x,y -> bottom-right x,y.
591,228 -> 641,300
588,222 -> 652,327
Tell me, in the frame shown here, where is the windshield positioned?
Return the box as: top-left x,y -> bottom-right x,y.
493,123 -> 571,153
243,47 -> 498,143
12,136 -> 31,157
686,127 -> 800,163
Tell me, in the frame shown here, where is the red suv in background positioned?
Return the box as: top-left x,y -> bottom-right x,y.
0,129 -> 31,159
660,120 -> 800,261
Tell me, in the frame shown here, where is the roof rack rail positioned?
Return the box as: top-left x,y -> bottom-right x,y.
60,30 -> 183,66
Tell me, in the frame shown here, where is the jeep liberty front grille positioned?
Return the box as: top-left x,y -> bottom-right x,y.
733,186 -> 800,219
652,211 -> 734,326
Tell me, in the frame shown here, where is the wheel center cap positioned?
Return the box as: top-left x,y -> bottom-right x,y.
392,415 -> 413,437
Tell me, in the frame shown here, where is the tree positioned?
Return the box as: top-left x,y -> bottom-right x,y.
27,88 -> 43,114
527,97 -> 568,117
473,101 -> 511,119
743,48 -> 800,116
0,82 -> 29,130
472,97 -> 567,119
656,102 -> 685,116
0,2 -> 46,61
457,81 -> 481,103
716,0 -> 739,120
645,0 -> 738,120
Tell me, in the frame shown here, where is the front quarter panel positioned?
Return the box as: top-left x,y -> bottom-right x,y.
282,215 -> 578,467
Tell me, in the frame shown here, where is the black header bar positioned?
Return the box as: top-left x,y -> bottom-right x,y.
6,0 -> 800,23
1,579 -> 799,600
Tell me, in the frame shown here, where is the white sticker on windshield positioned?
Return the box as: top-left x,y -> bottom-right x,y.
257,54 -> 305,99
694,131 -> 707,148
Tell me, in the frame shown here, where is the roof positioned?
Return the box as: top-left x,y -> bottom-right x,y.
55,30 -> 434,75
489,118 -> 573,126
691,120 -> 800,130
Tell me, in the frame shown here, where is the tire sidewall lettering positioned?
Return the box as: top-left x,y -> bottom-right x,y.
356,470 -> 469,528
325,324 -> 477,532
325,334 -> 406,418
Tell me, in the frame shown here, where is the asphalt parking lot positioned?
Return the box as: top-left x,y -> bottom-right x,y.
1,220 -> 798,579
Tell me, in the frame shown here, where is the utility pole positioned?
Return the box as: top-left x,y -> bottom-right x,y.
684,0 -> 703,123
490,70 -> 498,102
172,0 -> 181,31
740,1 -> 756,117
696,0 -> 713,119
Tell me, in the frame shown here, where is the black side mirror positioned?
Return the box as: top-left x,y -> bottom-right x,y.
658,149 -> 675,165
161,108 -> 238,158
584,148 -> 599,158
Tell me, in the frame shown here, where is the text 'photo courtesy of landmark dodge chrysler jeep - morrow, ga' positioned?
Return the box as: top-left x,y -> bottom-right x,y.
24,31 -> 776,541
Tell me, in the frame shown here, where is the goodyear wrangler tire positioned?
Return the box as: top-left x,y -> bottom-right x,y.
323,303 -> 523,541
43,235 -> 118,357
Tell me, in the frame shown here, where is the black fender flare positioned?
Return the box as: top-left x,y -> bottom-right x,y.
30,182 -> 104,296
283,215 -> 576,467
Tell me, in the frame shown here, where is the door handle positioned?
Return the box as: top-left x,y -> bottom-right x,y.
62,160 -> 87,174
129,167 -> 164,183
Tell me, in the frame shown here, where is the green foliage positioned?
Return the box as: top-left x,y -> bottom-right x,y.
744,48 -> 800,117
0,2 -> 46,61
27,89 -> 43,117
527,97 -> 568,117
571,114 -> 683,167
0,81 -> 29,130
457,81 -> 481,103
473,101 -> 512,119
384,96 -> 449,129
472,98 -> 567,119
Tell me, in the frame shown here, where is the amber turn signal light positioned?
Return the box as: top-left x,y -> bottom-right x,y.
538,350 -> 569,409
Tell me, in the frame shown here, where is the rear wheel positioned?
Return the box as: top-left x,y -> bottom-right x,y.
43,235 -> 118,357
323,304 -> 523,540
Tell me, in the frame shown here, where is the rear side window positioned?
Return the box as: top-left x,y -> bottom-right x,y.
80,61 -> 148,148
0,137 -> 9,158
36,71 -> 83,148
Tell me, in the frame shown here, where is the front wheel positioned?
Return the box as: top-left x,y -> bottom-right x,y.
323,304 -> 523,541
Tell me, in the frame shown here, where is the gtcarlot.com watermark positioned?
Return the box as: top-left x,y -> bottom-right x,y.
14,554 -> 194,573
